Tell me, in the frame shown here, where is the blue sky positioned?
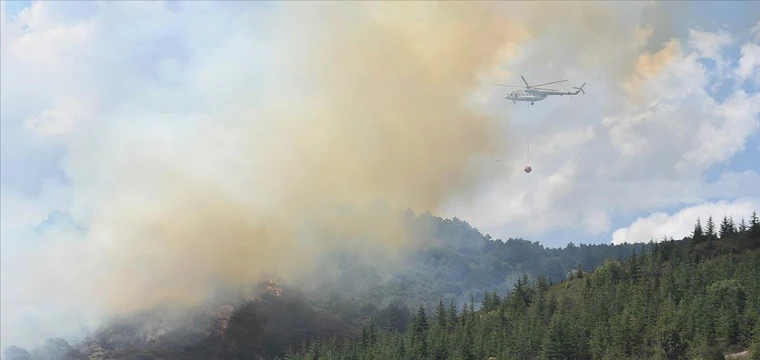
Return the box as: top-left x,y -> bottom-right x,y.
4,0 -> 29,15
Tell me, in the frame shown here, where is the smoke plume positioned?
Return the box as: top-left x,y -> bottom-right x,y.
49,2 -> 515,316
1,0 -> 683,349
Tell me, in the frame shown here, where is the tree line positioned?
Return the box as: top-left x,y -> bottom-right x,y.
285,212 -> 760,360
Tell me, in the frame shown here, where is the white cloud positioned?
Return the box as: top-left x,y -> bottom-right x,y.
24,93 -> 94,137
735,42 -> 760,85
681,90 -> 760,170
584,208 -> 612,235
702,170 -> 760,199
0,189 -> 55,231
688,29 -> 734,84
611,198 -> 760,244
751,21 -> 760,42
689,29 -> 733,60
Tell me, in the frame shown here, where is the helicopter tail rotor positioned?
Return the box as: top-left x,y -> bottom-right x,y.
573,83 -> 586,94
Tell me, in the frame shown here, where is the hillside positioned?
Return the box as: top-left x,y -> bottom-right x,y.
287,213 -> 760,360
300,211 -> 648,316
6,212 -> 756,360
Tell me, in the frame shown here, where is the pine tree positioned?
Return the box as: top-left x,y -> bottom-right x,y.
482,291 -> 502,312
709,280 -> 746,348
361,326 -> 370,350
750,329 -> 760,360
482,292 -> 493,312
720,216 -> 732,238
435,299 -> 447,329
456,321 -> 476,360
431,326 -> 449,360
658,322 -> 686,360
394,334 -> 407,359
751,212 -> 760,234
739,218 -> 748,233
368,319 -> 377,347
409,305 -> 429,359
706,216 -> 717,239
540,316 -> 565,360
461,303 -> 469,327
535,274 -> 550,294
413,305 -> 429,332
692,218 -> 705,243
513,274 -> 534,309
447,301 -> 458,332
629,248 -> 641,281
751,320 -> 760,360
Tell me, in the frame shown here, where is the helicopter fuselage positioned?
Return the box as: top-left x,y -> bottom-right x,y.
504,89 -> 548,104
504,88 -> 576,104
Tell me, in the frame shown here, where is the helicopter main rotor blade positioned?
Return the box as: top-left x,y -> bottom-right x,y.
531,87 -> 560,91
531,80 -> 567,87
484,83 -> 524,88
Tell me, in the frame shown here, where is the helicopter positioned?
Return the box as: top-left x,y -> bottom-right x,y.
488,75 -> 586,105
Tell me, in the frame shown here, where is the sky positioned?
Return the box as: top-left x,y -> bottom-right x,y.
1,0 -> 760,350
444,2 -> 760,247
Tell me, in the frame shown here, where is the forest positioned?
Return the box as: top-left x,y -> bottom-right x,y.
3,212 -> 759,360
287,213 -> 760,360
